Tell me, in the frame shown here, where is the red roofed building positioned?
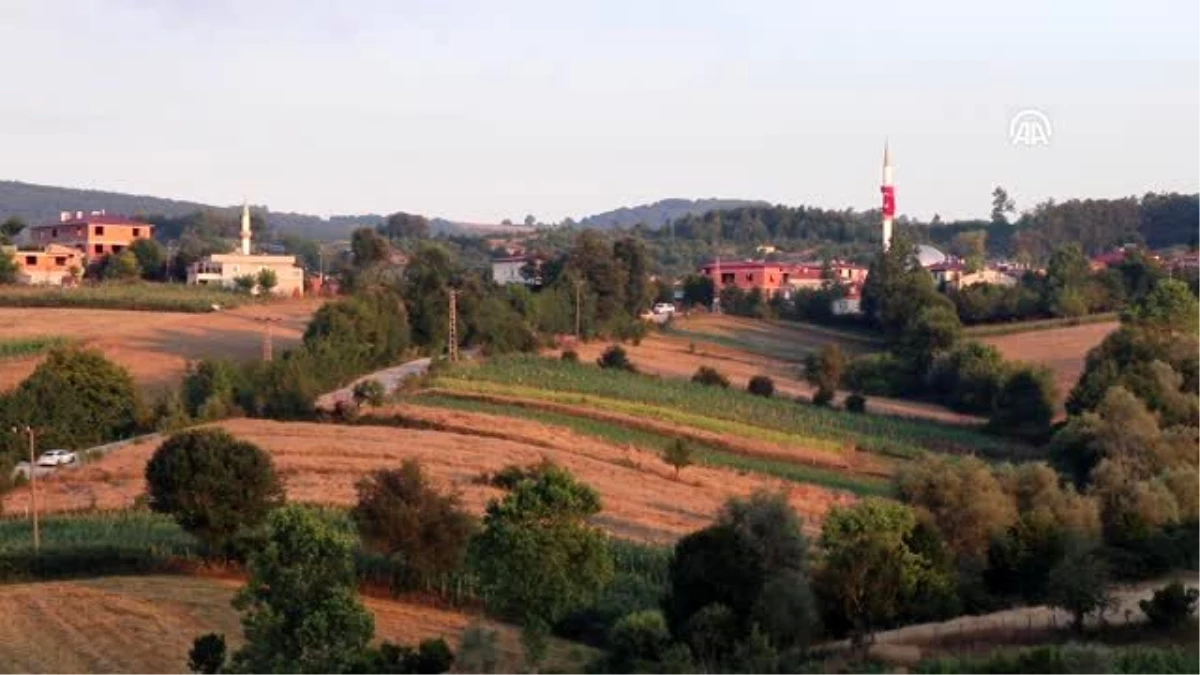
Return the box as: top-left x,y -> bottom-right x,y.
29,210 -> 153,258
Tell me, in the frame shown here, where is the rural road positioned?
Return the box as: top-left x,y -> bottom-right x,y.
314,357 -> 432,411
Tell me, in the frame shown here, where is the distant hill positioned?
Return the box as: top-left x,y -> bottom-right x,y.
577,198 -> 771,229
0,180 -> 514,241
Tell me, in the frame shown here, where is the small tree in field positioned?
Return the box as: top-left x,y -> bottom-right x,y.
256,268 -> 278,295
352,461 -> 477,591
597,345 -> 636,372
1046,536 -> 1111,632
145,428 -> 284,554
1139,581 -> 1199,630
804,344 -> 843,404
662,438 -> 694,479
233,274 -> 257,294
352,379 -> 386,408
692,366 -> 730,388
747,375 -> 775,398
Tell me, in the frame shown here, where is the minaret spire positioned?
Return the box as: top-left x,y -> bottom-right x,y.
880,141 -> 895,251
240,197 -> 252,256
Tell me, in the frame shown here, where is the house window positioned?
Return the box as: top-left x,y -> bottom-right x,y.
94,244 -> 104,254
132,228 -> 141,237
51,228 -> 58,238
745,273 -> 753,282
54,257 -> 67,266
112,245 -> 124,254
24,256 -> 36,266
94,226 -> 105,236
721,273 -> 735,284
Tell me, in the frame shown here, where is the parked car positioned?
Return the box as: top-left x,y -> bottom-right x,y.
652,302 -> 676,315
36,449 -> 77,467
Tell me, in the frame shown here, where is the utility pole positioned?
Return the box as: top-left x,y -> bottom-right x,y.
447,290 -> 459,362
12,426 -> 38,552
574,279 -> 583,338
254,316 -> 283,361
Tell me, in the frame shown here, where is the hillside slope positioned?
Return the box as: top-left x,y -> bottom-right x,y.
578,197 -> 770,229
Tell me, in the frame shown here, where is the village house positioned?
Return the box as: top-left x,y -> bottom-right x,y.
28,210 -> 153,258
699,260 -> 869,299
491,255 -> 540,286
4,243 -> 85,286
928,262 -> 1018,290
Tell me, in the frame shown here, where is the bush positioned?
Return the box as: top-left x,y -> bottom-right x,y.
812,388 -> 835,406
842,352 -> 918,397
561,349 -> 579,362
1139,581 -> 1199,630
691,366 -> 730,388
597,345 -> 636,372
352,379 -> 387,408
844,393 -> 867,413
747,375 -> 775,398
352,461 -> 477,591
145,428 -> 284,555
988,366 -> 1057,442
662,438 -> 693,479
189,633 -> 227,674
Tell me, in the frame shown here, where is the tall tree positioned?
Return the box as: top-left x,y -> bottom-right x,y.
381,212 -> 430,241
0,216 -> 26,245
990,186 -> 1015,226
566,230 -> 627,325
613,236 -> 653,316
350,227 -> 390,269
229,505 -> 376,673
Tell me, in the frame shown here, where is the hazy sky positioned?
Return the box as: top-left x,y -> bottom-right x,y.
3,0 -> 1197,223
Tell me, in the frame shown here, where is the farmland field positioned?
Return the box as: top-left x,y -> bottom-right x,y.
436,354 -> 1036,461
0,575 -> 587,673
4,417 -> 853,543
0,299 -> 321,393
981,320 -> 1117,402
0,283 -> 253,313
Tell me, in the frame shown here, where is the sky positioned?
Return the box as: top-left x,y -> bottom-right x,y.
2,0 -> 1197,224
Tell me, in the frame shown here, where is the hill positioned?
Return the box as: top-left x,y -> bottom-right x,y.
578,197 -> 770,229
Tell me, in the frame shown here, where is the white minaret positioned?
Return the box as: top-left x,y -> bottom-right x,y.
881,141 -> 895,251
240,199 -> 252,255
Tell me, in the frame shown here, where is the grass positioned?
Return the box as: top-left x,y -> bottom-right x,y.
412,392 -> 893,497
436,354 -> 1036,461
963,312 -> 1119,337
0,335 -> 72,360
0,282 -> 256,313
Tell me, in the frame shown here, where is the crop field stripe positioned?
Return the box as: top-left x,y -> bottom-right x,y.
0,335 -> 72,360
962,312 -> 1118,337
0,284 -> 259,313
438,355 -> 1036,461
410,393 -> 894,497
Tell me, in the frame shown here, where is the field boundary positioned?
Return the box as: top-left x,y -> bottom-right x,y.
963,312 -> 1118,337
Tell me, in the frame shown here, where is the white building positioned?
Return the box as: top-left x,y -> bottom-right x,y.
492,256 -> 538,285
186,202 -> 305,296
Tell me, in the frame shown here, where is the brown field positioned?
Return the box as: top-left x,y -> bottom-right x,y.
5,417 -> 853,544
0,300 -> 321,393
565,315 -> 979,426
981,321 -> 1117,402
0,575 -> 588,674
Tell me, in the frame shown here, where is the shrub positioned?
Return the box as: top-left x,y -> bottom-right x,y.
1139,581 -> 1199,630
691,366 -> 730,388
988,366 -> 1057,442
844,393 -> 867,413
352,379 -> 387,408
747,375 -> 775,398
352,461 -> 477,591
662,438 -> 693,479
189,633 -> 227,674
256,268 -> 278,294
145,428 -> 284,554
233,274 -> 257,293
597,345 -> 636,372
812,388 -> 835,407
560,349 -> 579,362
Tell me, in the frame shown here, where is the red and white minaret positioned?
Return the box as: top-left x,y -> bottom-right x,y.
881,141 -> 895,251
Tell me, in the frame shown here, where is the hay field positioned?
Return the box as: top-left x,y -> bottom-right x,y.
0,300 -> 321,392
4,417 -> 852,544
0,575 -> 586,673
981,321 -> 1117,401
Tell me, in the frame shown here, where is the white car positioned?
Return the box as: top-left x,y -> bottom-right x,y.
652,302 -> 676,315
36,449 -> 77,467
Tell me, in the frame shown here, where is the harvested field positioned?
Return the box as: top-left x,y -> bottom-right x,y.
0,575 -> 586,673
5,418 -> 853,544
0,300 -> 321,393
981,320 -> 1117,403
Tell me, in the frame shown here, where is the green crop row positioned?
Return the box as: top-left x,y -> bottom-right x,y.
962,312 -> 1119,337
0,336 -> 72,360
0,283 -> 255,313
412,393 -> 893,497
437,355 -> 1035,461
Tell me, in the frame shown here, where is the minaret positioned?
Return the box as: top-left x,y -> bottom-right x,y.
881,141 -> 895,251
240,199 -> 252,255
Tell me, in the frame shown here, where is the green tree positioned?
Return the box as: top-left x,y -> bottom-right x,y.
990,186 -> 1015,226
597,345 -> 636,372
987,365 -> 1057,441
613,236 -> 653,317
103,249 -> 142,280
128,238 -> 167,280
256,268 -> 278,295
0,247 -> 18,284
381,212 -> 430,241
189,633 -> 227,674
899,305 -> 962,375
351,379 -> 386,408
1125,278 -> 1199,336
229,505 -> 376,673
681,274 -> 714,308
566,230 -> 627,326
350,227 -> 391,269
469,466 -> 614,627
233,274 -> 257,293
747,375 -> 775,397
0,216 -> 26,245
402,242 -> 455,348
817,499 -> 934,647
1139,581 -> 1199,630
897,456 -> 1018,561
952,230 -> 988,272
9,347 -> 142,449
1045,536 -> 1111,632
662,438 -> 693,479
691,366 -> 730,388
145,428 -> 284,553
803,343 -> 844,403
1043,244 -> 1092,317
352,461 -> 476,591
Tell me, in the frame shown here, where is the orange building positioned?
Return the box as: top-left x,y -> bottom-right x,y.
698,260 -> 868,298
8,243 -> 84,285
29,210 -> 154,258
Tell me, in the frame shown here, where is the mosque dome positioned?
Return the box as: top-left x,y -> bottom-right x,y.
915,244 -> 947,268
